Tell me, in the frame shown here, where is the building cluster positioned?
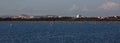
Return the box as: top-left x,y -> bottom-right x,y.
0,14 -> 120,20
76,15 -> 120,19
7,15 -> 65,19
12,15 -> 34,19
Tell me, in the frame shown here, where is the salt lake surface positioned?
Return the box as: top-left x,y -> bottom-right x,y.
0,21 -> 120,43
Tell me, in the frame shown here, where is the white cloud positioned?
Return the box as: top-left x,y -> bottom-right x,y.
81,5 -> 89,11
99,1 -> 119,10
69,4 -> 79,11
16,5 -> 28,11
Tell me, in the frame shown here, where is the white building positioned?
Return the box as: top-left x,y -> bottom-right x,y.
97,16 -> 105,19
12,15 -> 34,19
76,15 -> 82,18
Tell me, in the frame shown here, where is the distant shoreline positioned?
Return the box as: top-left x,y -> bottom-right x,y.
1,15 -> 120,21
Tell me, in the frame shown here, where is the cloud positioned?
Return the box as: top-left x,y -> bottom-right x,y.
81,5 -> 89,11
16,5 -> 28,11
69,4 -> 79,11
99,1 -> 119,10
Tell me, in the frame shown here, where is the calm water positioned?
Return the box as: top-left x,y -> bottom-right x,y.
0,21 -> 120,43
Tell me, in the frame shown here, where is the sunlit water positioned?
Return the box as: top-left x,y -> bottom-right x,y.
0,21 -> 120,43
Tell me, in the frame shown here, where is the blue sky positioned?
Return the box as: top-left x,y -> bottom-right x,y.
0,0 -> 120,16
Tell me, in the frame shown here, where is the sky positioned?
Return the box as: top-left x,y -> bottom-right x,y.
0,0 -> 120,16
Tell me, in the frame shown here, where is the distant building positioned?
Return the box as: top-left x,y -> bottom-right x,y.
45,15 -> 58,18
97,17 -> 105,19
41,15 -> 64,18
58,16 -> 64,18
76,14 -> 82,18
12,15 -> 34,19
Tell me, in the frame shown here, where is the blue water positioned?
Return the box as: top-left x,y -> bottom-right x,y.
0,21 -> 120,43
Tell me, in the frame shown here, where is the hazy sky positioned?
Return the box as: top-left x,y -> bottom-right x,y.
0,0 -> 120,16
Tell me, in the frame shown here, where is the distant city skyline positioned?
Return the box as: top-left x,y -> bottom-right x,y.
0,0 -> 120,16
